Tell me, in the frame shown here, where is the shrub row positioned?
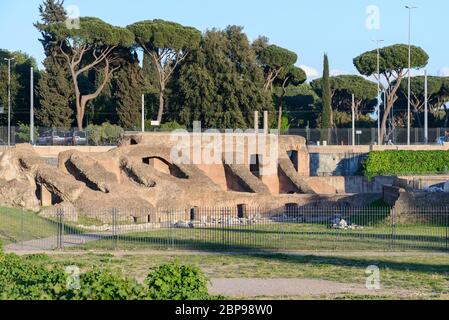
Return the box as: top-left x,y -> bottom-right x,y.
0,252 -> 211,300
362,150 -> 449,179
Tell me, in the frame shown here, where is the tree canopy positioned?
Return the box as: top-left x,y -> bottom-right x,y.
127,19 -> 201,123
48,17 -> 134,47
169,26 -> 272,129
311,75 -> 378,119
353,44 -> 429,78
45,17 -> 134,129
257,44 -> 298,91
353,44 -> 429,142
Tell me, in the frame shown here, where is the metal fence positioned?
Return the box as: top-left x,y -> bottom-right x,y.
1,206 -> 448,252
1,126 -> 448,147
284,128 -> 449,146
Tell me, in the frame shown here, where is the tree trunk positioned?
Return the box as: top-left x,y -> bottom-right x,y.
157,86 -> 165,124
277,99 -> 283,131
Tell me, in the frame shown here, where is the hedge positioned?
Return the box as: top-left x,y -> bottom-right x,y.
362,150 -> 449,179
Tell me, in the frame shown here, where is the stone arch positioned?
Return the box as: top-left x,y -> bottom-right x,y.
142,156 -> 187,179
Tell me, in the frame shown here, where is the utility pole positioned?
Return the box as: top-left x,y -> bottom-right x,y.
352,94 -> 355,146
30,67 -> 34,144
4,57 -> 15,147
424,69 -> 428,144
372,39 -> 384,145
406,5 -> 417,145
141,94 -> 145,133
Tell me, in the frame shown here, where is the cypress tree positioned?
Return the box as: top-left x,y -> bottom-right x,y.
35,0 -> 74,129
321,54 -> 333,140
114,53 -> 146,130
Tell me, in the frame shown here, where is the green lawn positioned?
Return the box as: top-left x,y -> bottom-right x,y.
74,222 -> 448,252
27,251 -> 449,300
0,207 -> 58,245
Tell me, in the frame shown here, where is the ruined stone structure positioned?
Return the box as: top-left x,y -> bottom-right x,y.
0,133 -> 378,221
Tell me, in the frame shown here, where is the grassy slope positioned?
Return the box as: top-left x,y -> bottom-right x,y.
0,207 -> 57,245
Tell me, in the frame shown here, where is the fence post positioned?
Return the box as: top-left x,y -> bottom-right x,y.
56,208 -> 64,250
21,208 -> 24,250
390,207 -> 396,251
112,208 -> 118,250
446,207 -> 448,252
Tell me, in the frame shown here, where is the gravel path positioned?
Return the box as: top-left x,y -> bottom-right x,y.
208,278 -> 409,298
4,233 -> 108,251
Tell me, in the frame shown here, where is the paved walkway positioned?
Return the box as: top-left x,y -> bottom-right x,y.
208,278 -> 413,298
5,233 -> 109,251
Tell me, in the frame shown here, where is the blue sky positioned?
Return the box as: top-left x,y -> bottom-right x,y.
1,0 -> 448,79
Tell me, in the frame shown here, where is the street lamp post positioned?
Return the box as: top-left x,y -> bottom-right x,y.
3,57 -> 15,147
406,5 -> 417,146
372,39 -> 384,145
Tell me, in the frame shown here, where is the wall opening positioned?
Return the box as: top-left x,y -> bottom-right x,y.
250,154 -> 262,178
142,157 -> 188,179
287,150 -> 299,172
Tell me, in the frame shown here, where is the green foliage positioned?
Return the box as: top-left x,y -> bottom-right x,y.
170,26 -> 273,129
35,0 -> 74,129
353,44 -> 429,77
0,252 -> 211,301
47,17 -> 134,47
311,75 -> 378,102
321,54 -> 333,131
160,121 -> 186,131
145,262 -> 210,300
258,45 -> 297,69
0,253 -> 68,300
86,122 -> 124,145
36,57 -> 74,129
333,111 -> 373,128
0,50 -> 38,126
15,123 -> 39,143
114,55 -> 146,130
362,151 -> 449,179
128,19 -> 201,52
72,269 -> 146,300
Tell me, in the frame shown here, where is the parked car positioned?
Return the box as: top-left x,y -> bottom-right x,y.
64,132 -> 73,145
37,130 -> 51,145
71,130 -> 87,146
436,136 -> 449,145
49,130 -> 66,145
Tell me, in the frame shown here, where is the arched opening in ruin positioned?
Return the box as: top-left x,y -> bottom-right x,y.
250,154 -> 262,178
287,150 -> 299,172
36,183 -> 62,207
142,157 -> 187,179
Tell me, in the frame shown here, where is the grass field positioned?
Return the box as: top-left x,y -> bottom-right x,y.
0,207 -> 58,245
23,251 -> 449,300
73,222 -> 449,252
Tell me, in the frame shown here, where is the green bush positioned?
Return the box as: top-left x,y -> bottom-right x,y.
0,252 -> 211,301
0,253 -> 68,300
145,262 -> 210,300
15,123 -> 39,143
71,269 -> 146,300
159,121 -> 186,132
362,150 -> 449,179
86,122 -> 124,146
